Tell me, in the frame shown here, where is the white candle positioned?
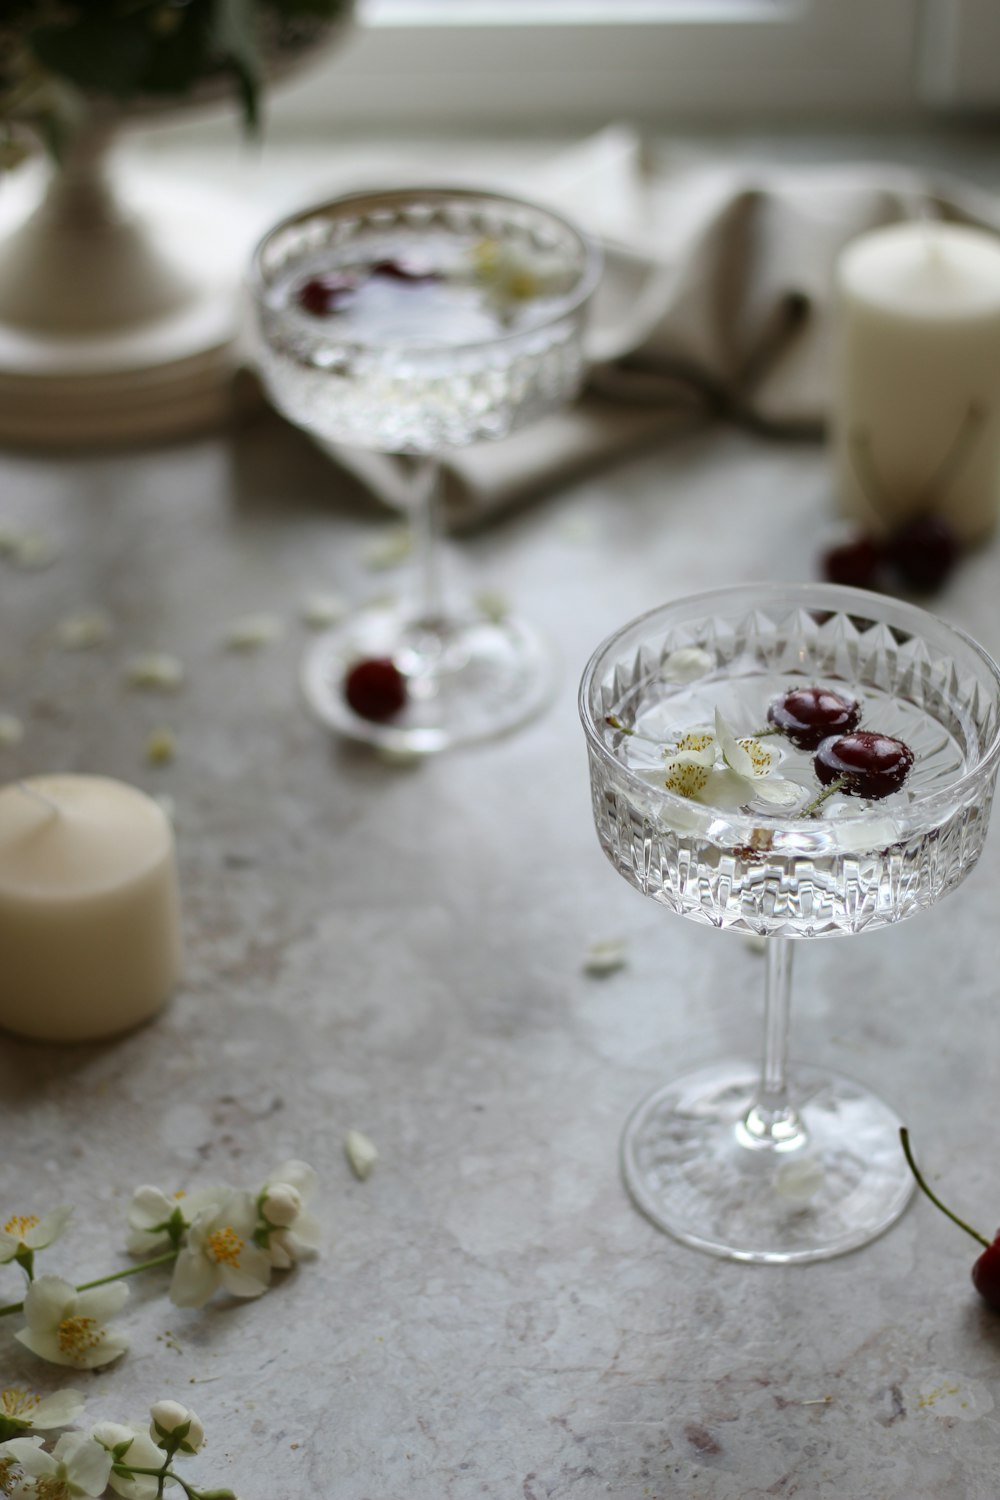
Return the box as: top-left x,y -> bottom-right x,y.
0,775 -> 182,1042
832,222 -> 1000,543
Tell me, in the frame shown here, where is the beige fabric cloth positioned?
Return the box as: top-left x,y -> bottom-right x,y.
325,131 -> 1000,530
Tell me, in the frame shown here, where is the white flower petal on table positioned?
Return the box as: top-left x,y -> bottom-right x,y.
20,1388 -> 85,1429
583,938 -> 627,976
19,1275 -> 73,1331
223,613 -> 284,651
27,1204 -> 74,1251
123,653 -> 184,691
0,1435 -> 50,1474
300,592 -> 348,629
54,608 -> 113,650
345,1130 -> 378,1182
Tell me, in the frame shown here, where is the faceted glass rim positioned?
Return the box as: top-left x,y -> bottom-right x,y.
578,581 -> 1000,837
248,183 -> 604,357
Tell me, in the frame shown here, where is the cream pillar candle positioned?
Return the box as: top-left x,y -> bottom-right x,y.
0,775 -> 182,1042
833,222 -> 1000,543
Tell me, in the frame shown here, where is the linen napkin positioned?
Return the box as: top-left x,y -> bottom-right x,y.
324,128 -> 1000,531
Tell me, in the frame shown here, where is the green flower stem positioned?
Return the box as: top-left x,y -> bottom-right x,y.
0,1249 -> 179,1317
112,1463 -> 232,1500
899,1127 -> 990,1248
798,775 -> 848,818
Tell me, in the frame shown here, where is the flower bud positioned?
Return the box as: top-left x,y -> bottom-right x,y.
150,1400 -> 205,1454
260,1183 -> 301,1228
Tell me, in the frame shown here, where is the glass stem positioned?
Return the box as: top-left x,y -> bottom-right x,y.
740,938 -> 807,1150
411,455 -> 445,627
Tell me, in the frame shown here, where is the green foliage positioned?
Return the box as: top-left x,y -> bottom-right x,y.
2,0 -> 350,142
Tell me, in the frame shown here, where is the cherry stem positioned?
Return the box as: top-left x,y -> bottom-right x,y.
798,775 -> 848,818
899,1127 -> 990,1248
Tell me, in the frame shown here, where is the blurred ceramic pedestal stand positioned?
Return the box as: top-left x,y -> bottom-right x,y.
0,116 -> 252,447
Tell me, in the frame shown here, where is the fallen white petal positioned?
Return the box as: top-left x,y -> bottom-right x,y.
300,592 -> 349,629
223,614 -> 284,650
55,608 -> 113,650
584,938 -> 627,976
124,653 -> 185,692
715,709 -> 755,779
775,1157 -> 826,1206
345,1130 -> 378,1181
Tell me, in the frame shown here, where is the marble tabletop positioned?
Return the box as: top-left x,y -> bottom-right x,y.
3,134 -> 1000,1500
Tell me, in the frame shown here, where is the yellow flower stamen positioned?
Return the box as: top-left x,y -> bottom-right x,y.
3,1214 -> 39,1238
1,1387 -> 40,1416
664,761 -> 710,798
0,1457 -> 19,1496
207,1226 -> 244,1268
739,737 -> 775,776
34,1479 -> 71,1500
173,1190 -> 186,1199
677,731 -> 713,754
57,1315 -> 101,1359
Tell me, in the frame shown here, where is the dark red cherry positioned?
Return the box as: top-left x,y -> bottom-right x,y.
821,534 -> 883,590
370,258 -> 439,284
767,686 -> 861,750
973,1239 -> 1000,1312
814,730 -> 913,800
887,515 -> 959,593
296,274 -> 358,316
343,657 -> 407,721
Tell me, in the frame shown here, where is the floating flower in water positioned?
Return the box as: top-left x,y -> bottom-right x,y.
471,237 -> 575,308
709,710 -> 802,810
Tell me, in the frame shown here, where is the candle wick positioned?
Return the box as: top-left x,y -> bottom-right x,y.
16,780 -> 62,816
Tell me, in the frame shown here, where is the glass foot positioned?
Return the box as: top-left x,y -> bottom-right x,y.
301,600 -> 551,753
621,1059 -> 914,1264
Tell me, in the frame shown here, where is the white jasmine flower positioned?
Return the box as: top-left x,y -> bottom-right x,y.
222,613 -> 284,651
471,237 -> 574,306
662,647 -> 715,684
0,1387 -> 84,1440
149,1401 -> 204,1456
257,1162 -> 321,1267
343,1133 -> 378,1185
300,592 -> 348,629
661,729 -> 716,799
15,1275 -> 129,1370
0,714 -> 24,747
583,938 -> 628,976
54,609 -> 114,650
91,1423 -> 164,1500
0,1207 -> 73,1265
123,653 -> 185,692
0,1431 -> 111,1497
126,1185 -> 224,1257
706,710 -> 802,811
169,1192 -> 271,1308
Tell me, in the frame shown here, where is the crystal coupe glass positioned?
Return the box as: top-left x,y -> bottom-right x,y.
579,583 -> 1000,1263
251,187 -> 600,754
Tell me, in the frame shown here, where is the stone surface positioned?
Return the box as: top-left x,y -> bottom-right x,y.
1,136 -> 1000,1500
